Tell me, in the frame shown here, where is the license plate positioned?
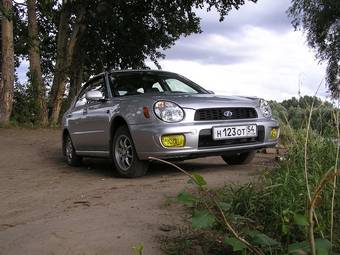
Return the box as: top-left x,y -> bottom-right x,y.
212,125 -> 257,140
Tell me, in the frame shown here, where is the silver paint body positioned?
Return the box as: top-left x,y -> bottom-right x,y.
62,70 -> 279,160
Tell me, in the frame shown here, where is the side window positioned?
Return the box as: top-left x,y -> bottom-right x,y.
109,74 -> 164,96
151,82 -> 164,92
137,88 -> 144,93
75,89 -> 88,108
74,77 -> 107,107
111,75 -> 143,96
86,78 -> 107,103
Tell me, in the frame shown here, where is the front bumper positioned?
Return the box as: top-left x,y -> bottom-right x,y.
129,118 -> 279,160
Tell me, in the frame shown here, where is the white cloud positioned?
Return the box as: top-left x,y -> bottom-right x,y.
147,1 -> 329,102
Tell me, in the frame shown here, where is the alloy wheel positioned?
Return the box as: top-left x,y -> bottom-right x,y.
114,134 -> 133,171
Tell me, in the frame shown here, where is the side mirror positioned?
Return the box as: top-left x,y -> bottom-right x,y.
85,90 -> 105,101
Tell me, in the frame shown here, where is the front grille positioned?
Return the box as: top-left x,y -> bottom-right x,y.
198,126 -> 265,148
194,108 -> 257,121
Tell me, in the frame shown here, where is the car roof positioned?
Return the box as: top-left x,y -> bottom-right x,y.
109,69 -> 178,76
83,69 -> 179,88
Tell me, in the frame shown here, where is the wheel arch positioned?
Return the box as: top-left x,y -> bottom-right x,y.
110,116 -> 130,153
110,116 -> 129,135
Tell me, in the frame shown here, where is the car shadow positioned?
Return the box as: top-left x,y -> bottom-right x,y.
46,146 -> 250,179
52,151 -> 230,178
148,160 -> 229,176
72,158 -> 230,179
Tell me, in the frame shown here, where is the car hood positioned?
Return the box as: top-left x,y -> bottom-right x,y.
148,93 -> 259,110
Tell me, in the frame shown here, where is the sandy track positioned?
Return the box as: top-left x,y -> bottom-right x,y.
0,128 -> 276,255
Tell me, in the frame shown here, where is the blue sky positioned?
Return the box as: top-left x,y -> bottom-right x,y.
17,0 -> 328,102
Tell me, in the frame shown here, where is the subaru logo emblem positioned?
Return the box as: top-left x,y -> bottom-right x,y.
224,111 -> 233,117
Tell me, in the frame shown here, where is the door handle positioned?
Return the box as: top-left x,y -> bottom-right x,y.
83,109 -> 88,115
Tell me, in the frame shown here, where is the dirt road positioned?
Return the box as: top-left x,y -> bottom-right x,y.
0,128 -> 276,255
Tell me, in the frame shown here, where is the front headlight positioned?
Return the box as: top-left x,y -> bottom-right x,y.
259,99 -> 272,119
154,101 -> 184,122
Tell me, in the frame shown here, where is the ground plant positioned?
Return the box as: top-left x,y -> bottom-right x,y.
158,98 -> 340,255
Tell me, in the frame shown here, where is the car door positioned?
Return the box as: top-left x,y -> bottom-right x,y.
80,76 -> 112,153
67,85 -> 90,151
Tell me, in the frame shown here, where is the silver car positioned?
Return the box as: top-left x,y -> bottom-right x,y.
62,70 -> 279,177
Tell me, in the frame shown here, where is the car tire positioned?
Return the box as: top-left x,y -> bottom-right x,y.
221,151 -> 255,165
64,133 -> 82,166
112,125 -> 149,178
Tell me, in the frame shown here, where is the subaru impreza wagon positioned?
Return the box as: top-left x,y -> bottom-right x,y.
62,70 -> 279,177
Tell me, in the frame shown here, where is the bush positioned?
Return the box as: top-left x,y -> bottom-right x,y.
219,129 -> 340,250
270,96 -> 336,137
11,82 -> 36,125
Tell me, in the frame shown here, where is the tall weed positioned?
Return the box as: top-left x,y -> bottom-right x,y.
220,129 -> 340,249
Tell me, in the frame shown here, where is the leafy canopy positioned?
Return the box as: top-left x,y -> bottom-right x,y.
14,0 -> 257,84
288,0 -> 340,97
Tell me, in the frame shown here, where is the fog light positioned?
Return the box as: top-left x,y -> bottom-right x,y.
270,127 -> 279,139
161,134 -> 185,148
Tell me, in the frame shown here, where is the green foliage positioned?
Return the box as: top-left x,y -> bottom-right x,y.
270,96 -> 336,137
217,129 -> 340,252
288,239 -> 332,255
288,0 -> 340,96
293,213 -> 308,227
191,210 -> 216,229
132,243 -> 144,255
224,237 -> 247,252
192,173 -> 207,187
177,192 -> 198,207
11,82 -> 36,125
245,230 -> 280,247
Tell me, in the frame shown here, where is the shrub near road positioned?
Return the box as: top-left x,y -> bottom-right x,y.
162,100 -> 340,255
218,129 -> 340,253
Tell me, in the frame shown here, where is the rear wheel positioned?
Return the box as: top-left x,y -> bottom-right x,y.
112,125 -> 149,177
221,151 -> 255,165
64,134 -> 82,166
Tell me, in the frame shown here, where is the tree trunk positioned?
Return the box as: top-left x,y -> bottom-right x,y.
66,55 -> 84,109
49,3 -> 70,125
0,0 -> 14,126
49,3 -> 86,125
27,0 -> 48,126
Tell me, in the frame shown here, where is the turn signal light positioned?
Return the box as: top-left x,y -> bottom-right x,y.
143,107 -> 150,118
161,134 -> 185,148
270,127 -> 279,140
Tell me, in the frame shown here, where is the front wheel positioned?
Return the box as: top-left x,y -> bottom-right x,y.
221,151 -> 255,165
112,125 -> 149,177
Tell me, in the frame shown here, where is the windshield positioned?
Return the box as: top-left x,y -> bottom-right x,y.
109,72 -> 208,96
